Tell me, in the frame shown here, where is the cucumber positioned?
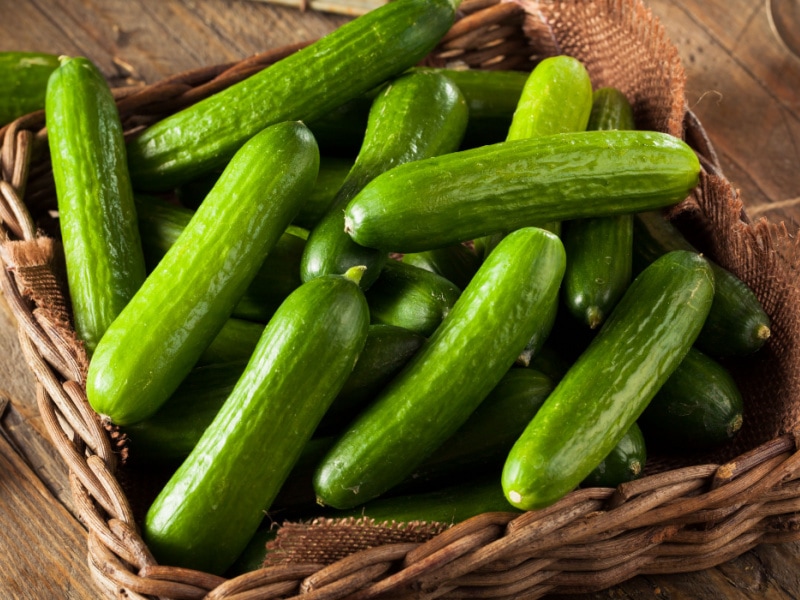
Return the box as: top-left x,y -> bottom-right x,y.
524,344 -> 572,382
227,528 -> 278,575
502,250 -> 714,510
0,51 -> 59,125
562,87 -> 636,329
314,227 -> 566,509
639,347 -> 744,451
365,259 -> 462,337
46,56 -> 147,354
198,317 -> 264,365
402,243 -> 481,291
344,130 -> 701,253
87,122 -> 319,425
633,210 -> 771,357
581,423 -> 646,488
143,268 -> 370,574
300,70 -> 468,290
126,0 -> 459,190
135,194 -> 307,323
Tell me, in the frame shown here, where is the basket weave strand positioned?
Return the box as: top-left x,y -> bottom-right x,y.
1,0 -> 800,598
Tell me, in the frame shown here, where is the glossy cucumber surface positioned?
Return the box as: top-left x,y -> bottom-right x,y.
502,250 -> 714,510
1,51 -> 60,125
46,56 -> 147,354
87,122 -> 319,425
314,227 -> 566,509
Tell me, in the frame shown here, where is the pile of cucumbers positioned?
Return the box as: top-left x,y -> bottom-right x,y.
10,0 -> 770,577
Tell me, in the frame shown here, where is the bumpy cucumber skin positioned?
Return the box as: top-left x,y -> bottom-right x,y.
0,51 -> 59,125
365,259 -> 462,337
314,227 -> 566,509
639,347 -> 744,451
87,122 -> 319,425
345,130 -> 701,253
301,70 -> 468,290
143,273 -> 370,574
126,0 -> 458,190
502,251 -> 714,511
582,423 -> 646,488
633,211 -> 771,356
402,243 -> 481,291
46,56 -> 147,354
562,87 -> 636,329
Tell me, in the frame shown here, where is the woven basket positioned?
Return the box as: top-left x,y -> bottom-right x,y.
2,0 -> 800,598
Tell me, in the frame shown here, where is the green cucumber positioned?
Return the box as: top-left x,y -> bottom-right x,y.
525,345 -> 573,382
314,227 -> 566,509
301,70 -> 468,290
198,317 -> 264,365
401,243 -> 481,291
126,0 -> 459,190
46,56 -> 147,354
502,250 -> 714,510
633,211 -> 771,357
143,268 -> 370,574
135,194 -> 307,323
0,51 -> 59,125
581,423 -> 646,488
562,87 -> 636,329
365,259 -> 462,337
87,122 -> 319,425
227,528 -> 278,575
639,347 -> 744,451
344,130 -> 701,253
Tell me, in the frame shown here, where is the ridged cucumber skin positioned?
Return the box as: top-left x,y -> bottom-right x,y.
582,423 -> 646,488
301,70 -> 468,290
0,51 -> 60,125
639,348 -> 744,451
46,56 -> 147,354
562,87 -> 636,329
633,211 -> 771,357
314,227 -> 566,509
344,130 -> 701,253
135,194 -> 306,323
126,0 -> 458,190
143,272 -> 370,574
365,259 -> 462,337
502,250 -> 715,511
402,243 -> 481,291
87,122 -> 319,426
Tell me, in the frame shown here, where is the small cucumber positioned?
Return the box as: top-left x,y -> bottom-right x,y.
126,0 -> 459,190
135,194 -> 306,323
502,250 -> 715,511
314,227 -> 566,509
562,87 -> 636,329
301,70 -> 468,290
227,528 -> 278,575
46,56 -> 147,354
365,259 -> 462,337
633,211 -> 771,357
401,243 -> 481,291
0,51 -> 59,125
345,130 -> 701,253
87,122 -> 319,425
581,423 -> 647,488
143,268 -> 370,574
198,317 -> 264,365
639,347 -> 744,451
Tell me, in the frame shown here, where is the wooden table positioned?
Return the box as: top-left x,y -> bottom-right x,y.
0,0 -> 798,598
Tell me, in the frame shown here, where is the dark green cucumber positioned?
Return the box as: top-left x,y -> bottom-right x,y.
314,227 -> 566,509
633,210 -> 771,357
143,268 -> 370,574
401,243 -> 481,291
301,70 -> 468,290
502,250 -> 714,510
227,528 -> 278,575
126,0 -> 459,190
46,56 -> 147,354
581,423 -> 646,488
524,344 -> 572,382
365,259 -> 462,337
639,347 -> 744,451
135,194 -> 307,323
198,317 -> 264,365
562,87 -> 636,329
87,122 -> 319,425
344,130 -> 701,253
0,51 -> 59,125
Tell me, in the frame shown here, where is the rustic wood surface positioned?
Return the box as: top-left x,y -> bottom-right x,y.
0,0 -> 798,598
